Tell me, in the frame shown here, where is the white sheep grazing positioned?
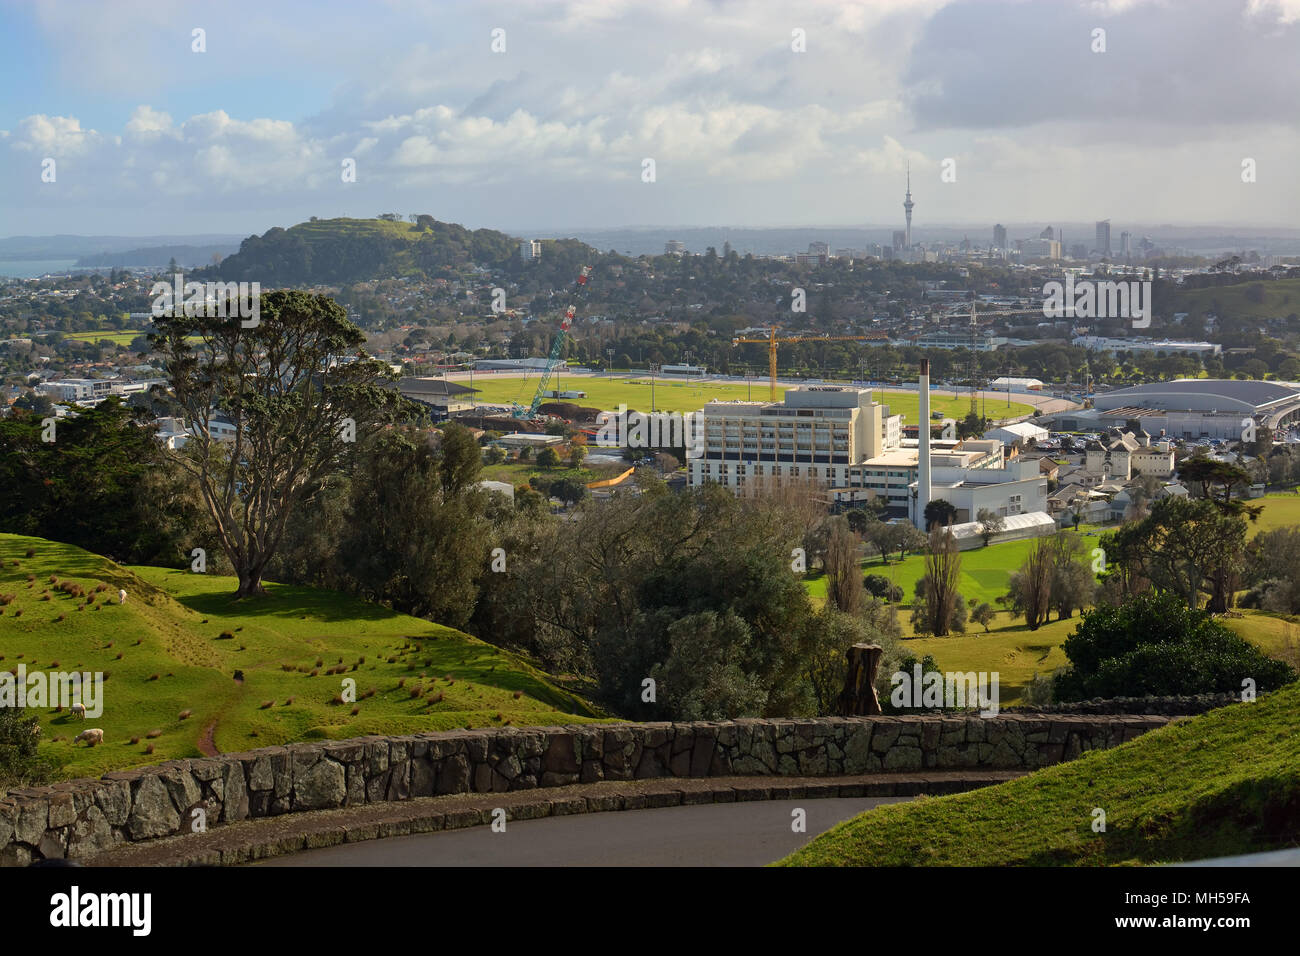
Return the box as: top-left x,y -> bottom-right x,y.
70,702 -> 86,719
73,728 -> 104,746
118,588 -> 127,604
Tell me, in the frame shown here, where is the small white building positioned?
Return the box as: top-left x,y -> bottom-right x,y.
495,432 -> 565,451
990,376 -> 1045,391
983,421 -> 1049,446
946,511 -> 1057,551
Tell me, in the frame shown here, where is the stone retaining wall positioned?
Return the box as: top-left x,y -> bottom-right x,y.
0,713 -> 1169,866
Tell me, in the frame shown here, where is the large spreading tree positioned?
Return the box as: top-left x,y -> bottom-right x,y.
152,289 -> 408,597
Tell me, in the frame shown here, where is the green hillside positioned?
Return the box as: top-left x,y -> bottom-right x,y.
781,681 -> 1300,866
212,216 -> 523,285
1169,276 -> 1300,320
0,534 -> 601,780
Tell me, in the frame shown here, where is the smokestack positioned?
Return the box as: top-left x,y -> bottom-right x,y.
917,358 -> 931,530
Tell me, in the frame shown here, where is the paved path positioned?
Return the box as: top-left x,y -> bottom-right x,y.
255,797 -> 912,867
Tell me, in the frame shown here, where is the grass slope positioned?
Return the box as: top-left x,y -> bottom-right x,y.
1169,276 -> 1300,321
780,682 -> 1300,866
465,374 -> 1033,421
0,534 -> 601,780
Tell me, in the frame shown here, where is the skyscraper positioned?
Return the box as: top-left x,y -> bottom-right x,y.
1120,231 -> 1132,257
903,163 -> 914,249
1095,220 -> 1111,256
993,223 -> 1007,250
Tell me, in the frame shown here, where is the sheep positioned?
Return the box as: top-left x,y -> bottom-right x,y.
73,728 -> 104,746
70,702 -> 86,719
118,588 -> 127,605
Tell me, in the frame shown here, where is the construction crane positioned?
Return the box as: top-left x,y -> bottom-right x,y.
958,301 -> 1054,418
731,327 -> 878,401
511,265 -> 593,419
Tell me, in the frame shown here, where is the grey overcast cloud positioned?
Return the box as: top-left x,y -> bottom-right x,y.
1,0 -> 1298,235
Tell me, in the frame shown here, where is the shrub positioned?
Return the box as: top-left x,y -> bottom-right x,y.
1054,592 -> 1298,700
0,704 -> 57,789
24,548 -> 35,558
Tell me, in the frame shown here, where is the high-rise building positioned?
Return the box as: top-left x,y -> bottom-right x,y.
1039,226 -> 1055,240
808,241 -> 829,257
1018,238 -> 1062,260
664,239 -> 686,255
1095,220 -> 1111,256
993,224 -> 1007,250
1120,231 -> 1132,257
519,239 -> 542,260
903,163 -> 915,249
892,230 -> 906,251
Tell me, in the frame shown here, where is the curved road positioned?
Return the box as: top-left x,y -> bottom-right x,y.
255,797 -> 911,867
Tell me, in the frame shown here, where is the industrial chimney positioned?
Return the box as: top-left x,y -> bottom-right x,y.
916,359 -> 932,530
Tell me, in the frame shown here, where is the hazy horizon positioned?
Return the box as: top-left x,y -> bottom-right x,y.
3,0 -> 1298,236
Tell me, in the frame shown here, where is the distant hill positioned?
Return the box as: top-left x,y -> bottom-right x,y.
209,216 -> 537,286
1169,276 -> 1300,321
75,243 -> 241,268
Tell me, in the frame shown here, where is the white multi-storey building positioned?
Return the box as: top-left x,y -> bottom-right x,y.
688,385 -> 1047,522
688,386 -> 902,492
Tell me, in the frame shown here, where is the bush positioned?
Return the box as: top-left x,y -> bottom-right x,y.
1054,592 -> 1297,700
863,574 -> 903,603
0,705 -> 58,789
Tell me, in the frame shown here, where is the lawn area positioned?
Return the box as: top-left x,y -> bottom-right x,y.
807,525 -> 1109,619
464,374 -> 1033,422
1249,491 -> 1300,536
61,330 -> 145,347
477,460 -> 632,487
0,534 -> 602,780
803,520 -> 1298,705
779,680 -> 1300,866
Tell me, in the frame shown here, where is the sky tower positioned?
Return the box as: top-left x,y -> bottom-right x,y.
903,162 -> 914,249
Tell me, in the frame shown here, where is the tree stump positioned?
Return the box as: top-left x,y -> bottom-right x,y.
839,643 -> 883,716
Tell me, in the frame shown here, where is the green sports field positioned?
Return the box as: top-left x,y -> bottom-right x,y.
61,330 -> 145,347
463,374 -> 1034,422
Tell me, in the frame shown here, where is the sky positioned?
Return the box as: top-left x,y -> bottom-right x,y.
2,0 -> 1299,237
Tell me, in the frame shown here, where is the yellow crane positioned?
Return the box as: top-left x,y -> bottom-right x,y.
731,328 -> 879,401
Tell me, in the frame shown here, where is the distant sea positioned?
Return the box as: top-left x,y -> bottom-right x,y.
0,259 -> 79,278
